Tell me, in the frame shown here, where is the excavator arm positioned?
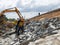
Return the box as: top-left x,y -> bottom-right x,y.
0,7 -> 25,34
0,7 -> 23,19
0,7 -> 24,28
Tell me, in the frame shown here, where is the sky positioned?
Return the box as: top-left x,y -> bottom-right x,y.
0,0 -> 60,19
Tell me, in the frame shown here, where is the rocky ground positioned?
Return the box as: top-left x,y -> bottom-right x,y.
28,29 -> 60,45
0,17 -> 60,45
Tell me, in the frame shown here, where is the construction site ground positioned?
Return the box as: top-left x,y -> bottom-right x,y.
0,17 -> 60,45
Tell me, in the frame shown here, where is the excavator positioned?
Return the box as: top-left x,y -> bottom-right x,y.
0,7 -> 24,34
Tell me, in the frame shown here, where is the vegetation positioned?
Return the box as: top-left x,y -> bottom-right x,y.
8,18 -> 16,21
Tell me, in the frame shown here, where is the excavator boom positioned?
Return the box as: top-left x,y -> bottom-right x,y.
0,7 -> 25,35
0,7 -> 23,19
0,7 -> 24,28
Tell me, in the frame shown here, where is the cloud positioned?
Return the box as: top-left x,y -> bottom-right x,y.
0,0 -> 19,11
17,0 -> 60,7
17,0 -> 60,12
33,0 -> 60,6
20,0 -> 32,6
21,3 -> 60,12
0,0 -> 60,12
0,0 -> 60,19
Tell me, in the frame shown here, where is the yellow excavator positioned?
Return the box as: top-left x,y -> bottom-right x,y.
0,7 -> 24,33
0,7 -> 24,27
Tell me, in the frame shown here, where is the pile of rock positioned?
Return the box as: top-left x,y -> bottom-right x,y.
0,17 -> 60,45
20,17 -> 60,45
28,30 -> 60,45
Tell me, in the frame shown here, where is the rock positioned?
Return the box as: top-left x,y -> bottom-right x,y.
1,17 -> 60,45
28,42 -> 35,45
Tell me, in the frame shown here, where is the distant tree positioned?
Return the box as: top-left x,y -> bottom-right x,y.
8,18 -> 16,21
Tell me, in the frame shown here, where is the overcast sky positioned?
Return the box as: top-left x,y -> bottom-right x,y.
0,0 -> 60,19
